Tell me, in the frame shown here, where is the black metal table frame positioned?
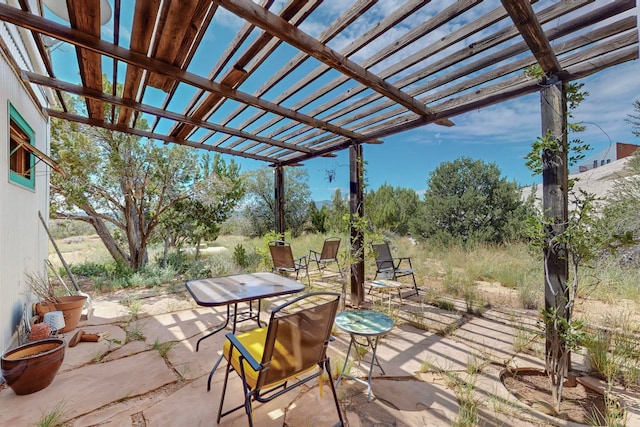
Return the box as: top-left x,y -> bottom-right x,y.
184,272 -> 306,391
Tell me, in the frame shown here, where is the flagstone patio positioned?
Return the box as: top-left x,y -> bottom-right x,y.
1,278 -> 638,426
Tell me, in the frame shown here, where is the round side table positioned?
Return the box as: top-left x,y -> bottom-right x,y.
335,309 -> 394,401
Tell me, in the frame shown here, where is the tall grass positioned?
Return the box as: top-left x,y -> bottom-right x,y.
50,231 -> 639,312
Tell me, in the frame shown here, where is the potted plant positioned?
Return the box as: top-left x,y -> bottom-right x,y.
1,338 -> 65,395
27,272 -> 87,333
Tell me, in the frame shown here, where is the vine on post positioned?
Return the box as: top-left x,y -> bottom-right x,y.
524,66 -> 604,412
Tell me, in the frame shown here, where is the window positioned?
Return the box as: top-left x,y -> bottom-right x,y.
9,103 -> 35,189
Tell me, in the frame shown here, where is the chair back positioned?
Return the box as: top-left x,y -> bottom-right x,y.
257,292 -> 340,390
320,237 -> 341,260
269,240 -> 295,269
372,242 -> 394,271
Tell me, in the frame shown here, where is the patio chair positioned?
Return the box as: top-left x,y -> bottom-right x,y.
371,242 -> 418,296
269,240 -> 310,285
216,292 -> 344,427
309,237 -> 343,278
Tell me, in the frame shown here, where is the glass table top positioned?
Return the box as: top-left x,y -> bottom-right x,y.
334,310 -> 394,336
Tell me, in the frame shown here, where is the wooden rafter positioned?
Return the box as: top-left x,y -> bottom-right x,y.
501,0 -> 562,74
0,4 -> 374,144
213,0 -> 438,119
0,0 -> 636,167
67,0 -> 103,120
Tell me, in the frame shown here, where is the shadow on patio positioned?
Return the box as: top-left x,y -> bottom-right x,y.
1,274 -> 638,426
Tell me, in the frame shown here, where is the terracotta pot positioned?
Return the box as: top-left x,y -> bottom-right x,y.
54,295 -> 87,333
1,338 -> 65,395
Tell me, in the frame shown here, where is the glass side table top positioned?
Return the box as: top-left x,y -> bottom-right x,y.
334,310 -> 394,336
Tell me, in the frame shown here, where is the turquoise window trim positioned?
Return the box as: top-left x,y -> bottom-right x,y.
8,103 -> 36,190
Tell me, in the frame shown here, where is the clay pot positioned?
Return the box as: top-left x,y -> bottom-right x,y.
28,323 -> 51,341
1,338 -> 65,395
53,295 -> 87,333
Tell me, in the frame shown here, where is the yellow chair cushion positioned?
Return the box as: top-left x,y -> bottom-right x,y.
223,327 -> 316,390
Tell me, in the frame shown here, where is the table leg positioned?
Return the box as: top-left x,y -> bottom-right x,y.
196,305 -> 231,352
335,336 -> 355,388
336,334 -> 385,402
207,352 -> 225,391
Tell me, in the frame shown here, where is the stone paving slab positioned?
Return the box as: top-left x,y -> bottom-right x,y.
166,333 -> 228,381
60,324 -> 127,370
3,290 -> 629,426
0,351 -> 176,426
143,373 -> 286,427
73,392 -> 164,427
131,306 -> 227,345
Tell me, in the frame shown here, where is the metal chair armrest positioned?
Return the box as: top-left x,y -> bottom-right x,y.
395,256 -> 413,268
225,332 -> 262,371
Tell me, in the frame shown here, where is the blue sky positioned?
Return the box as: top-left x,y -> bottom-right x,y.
303,59 -> 640,200
44,1 -> 640,201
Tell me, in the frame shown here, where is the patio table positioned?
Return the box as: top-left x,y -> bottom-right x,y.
185,272 -> 305,390
335,309 -> 394,401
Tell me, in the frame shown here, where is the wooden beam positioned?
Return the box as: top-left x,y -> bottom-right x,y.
359,47 -> 639,142
118,0 -> 160,127
501,0 -> 562,74
24,71 -> 313,155
213,0 -> 460,151
44,109 -> 278,162
0,4 -> 373,143
195,0 -> 380,146
349,143 -> 365,307
67,0 -> 104,120
147,0 -> 213,92
212,0 -> 435,118
171,0 -> 321,140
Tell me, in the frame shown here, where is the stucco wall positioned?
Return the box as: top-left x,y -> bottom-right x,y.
0,14 -> 51,354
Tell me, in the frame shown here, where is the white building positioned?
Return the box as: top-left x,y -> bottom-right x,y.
0,0 -> 56,354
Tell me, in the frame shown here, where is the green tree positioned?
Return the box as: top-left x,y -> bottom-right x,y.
365,184 -> 419,235
50,91 -> 241,270
601,120 -> 640,256
159,154 -> 244,262
411,157 -> 525,244
324,189 -> 348,232
624,99 -> 640,138
308,201 -> 327,233
242,167 -> 312,237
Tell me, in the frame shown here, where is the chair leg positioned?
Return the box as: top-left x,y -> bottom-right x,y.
411,273 -> 419,296
217,359 -> 233,423
245,391 -> 255,427
325,358 -> 345,426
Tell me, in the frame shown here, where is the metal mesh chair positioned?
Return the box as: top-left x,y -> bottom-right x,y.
217,292 -> 344,426
309,237 -> 343,278
269,240 -> 310,285
371,242 -> 418,296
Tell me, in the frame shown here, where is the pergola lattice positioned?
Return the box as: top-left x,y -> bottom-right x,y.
1,0 -> 637,304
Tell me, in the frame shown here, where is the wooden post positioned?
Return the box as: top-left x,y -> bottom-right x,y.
274,165 -> 285,239
540,77 -> 570,367
349,143 -> 364,307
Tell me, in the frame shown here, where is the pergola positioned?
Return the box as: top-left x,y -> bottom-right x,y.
1,0 -> 638,306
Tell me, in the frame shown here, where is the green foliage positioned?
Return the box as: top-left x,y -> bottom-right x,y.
411,157 -> 527,244
325,189 -> 348,233
50,88 -> 242,271
600,148 -> 640,259
159,153 -> 245,261
365,184 -> 419,235
524,80 -> 590,176
233,243 -> 249,268
69,262 -> 110,277
624,98 -> 640,137
241,167 -> 312,237
306,201 -> 325,233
